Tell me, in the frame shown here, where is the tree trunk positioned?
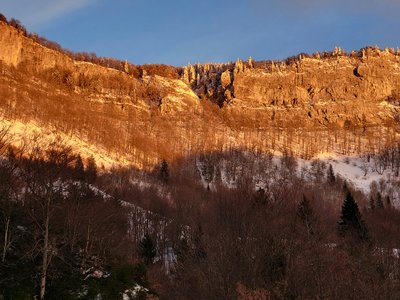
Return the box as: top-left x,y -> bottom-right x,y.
82,223 -> 91,269
40,199 -> 50,300
2,216 -> 10,262
85,224 -> 91,255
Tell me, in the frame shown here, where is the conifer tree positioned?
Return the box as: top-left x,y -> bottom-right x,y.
343,180 -> 349,193
326,164 -> 335,183
375,192 -> 384,209
338,191 -> 368,240
139,233 -> 156,266
386,195 -> 391,208
369,196 -> 375,210
85,156 -> 97,184
158,159 -> 169,184
190,225 -> 206,262
74,154 -> 85,181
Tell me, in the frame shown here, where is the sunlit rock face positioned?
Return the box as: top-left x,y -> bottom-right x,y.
1,21 -> 400,166
182,49 -> 400,128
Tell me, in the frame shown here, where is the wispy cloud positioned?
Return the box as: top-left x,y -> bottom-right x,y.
1,0 -> 95,29
250,0 -> 400,15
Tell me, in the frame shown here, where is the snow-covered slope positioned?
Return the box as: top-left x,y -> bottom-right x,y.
0,118 -> 129,168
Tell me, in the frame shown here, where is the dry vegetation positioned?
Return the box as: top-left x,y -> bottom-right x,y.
1,55 -> 396,171
1,14 -> 399,168
1,14 -> 400,299
2,131 -> 400,299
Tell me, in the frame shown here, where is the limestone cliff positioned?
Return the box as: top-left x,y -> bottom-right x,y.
181,49 -> 400,129
0,20 -> 399,167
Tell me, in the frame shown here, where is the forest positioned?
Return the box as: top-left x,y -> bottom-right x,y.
1,129 -> 400,300
1,12 -> 400,300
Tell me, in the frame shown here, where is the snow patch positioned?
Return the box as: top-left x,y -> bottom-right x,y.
0,118 -> 131,169
123,284 -> 149,300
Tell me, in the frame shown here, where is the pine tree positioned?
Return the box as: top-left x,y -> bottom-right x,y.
375,192 -> 384,209
369,196 -> 375,210
74,155 -> 85,181
158,159 -> 169,184
386,195 -> 391,208
252,188 -> 267,206
176,237 -> 190,263
343,180 -> 349,193
326,164 -> 335,183
338,191 -> 368,240
191,225 -> 206,262
139,234 -> 156,266
85,156 -> 97,184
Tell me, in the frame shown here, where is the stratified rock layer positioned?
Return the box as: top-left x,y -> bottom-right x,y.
1,21 -> 399,166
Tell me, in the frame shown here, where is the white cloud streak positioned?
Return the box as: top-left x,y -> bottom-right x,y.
1,0 -> 95,29
249,0 -> 400,15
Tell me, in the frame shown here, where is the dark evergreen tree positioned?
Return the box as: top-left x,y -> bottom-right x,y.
386,195 -> 391,208
369,196 -> 375,210
175,237 -> 190,263
85,156 -> 97,184
139,234 -> 156,266
326,164 -> 335,183
191,225 -> 206,261
342,180 -> 349,193
158,159 -> 169,184
74,155 -> 85,181
375,192 -> 384,209
338,191 -> 368,240
252,188 -> 267,207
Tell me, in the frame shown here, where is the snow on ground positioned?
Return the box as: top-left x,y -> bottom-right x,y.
299,152 -> 400,207
310,152 -> 388,194
0,118 -> 131,169
122,284 -> 149,300
1,117 -> 398,204
196,150 -> 399,206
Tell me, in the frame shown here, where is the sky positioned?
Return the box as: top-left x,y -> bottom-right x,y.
1,0 -> 400,66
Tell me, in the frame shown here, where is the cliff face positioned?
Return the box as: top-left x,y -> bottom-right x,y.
182,50 -> 400,128
0,21 -> 199,115
0,21 -> 81,71
0,21 -> 399,167
234,55 -> 399,126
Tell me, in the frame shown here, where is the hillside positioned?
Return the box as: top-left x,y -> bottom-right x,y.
2,16 -> 400,300
0,20 -> 400,169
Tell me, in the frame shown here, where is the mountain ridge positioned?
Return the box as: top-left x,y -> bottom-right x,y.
0,19 -> 399,168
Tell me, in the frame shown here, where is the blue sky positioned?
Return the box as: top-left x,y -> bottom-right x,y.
1,0 -> 400,66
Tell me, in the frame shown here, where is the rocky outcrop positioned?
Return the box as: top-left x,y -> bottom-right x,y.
0,21 -> 201,117
0,21 -> 117,78
233,53 -> 399,106
179,47 -> 400,128
180,57 -> 255,106
0,20 -> 400,166
142,75 -> 202,115
231,50 -> 400,127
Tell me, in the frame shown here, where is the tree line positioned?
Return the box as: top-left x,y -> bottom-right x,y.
1,131 -> 400,299
0,12 -> 180,80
